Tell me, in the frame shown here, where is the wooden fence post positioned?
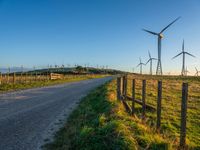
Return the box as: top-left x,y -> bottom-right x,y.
117,77 -> 121,100
179,83 -> 188,149
120,77 -> 122,100
157,80 -> 162,131
7,73 -> 9,84
142,80 -> 146,119
25,72 -> 28,83
124,76 -> 127,99
122,76 -> 125,97
35,72 -> 37,81
21,72 -> 23,83
13,73 -> 16,84
132,79 -> 135,116
46,71 -> 49,81
0,73 -> 2,85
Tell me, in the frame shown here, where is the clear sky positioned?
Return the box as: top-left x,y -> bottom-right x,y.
1,0 -> 200,74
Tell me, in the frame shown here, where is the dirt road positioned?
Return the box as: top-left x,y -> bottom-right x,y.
0,77 -> 112,150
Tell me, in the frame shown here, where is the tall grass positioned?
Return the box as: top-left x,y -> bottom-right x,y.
125,74 -> 200,149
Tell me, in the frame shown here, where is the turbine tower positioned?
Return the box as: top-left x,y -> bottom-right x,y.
143,17 -> 180,75
185,67 -> 189,76
146,51 -> 157,75
195,67 -> 200,76
172,40 -> 195,76
137,57 -> 145,74
132,67 -> 135,73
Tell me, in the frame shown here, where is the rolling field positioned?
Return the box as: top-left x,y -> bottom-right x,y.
0,74 -> 109,92
125,74 -> 200,148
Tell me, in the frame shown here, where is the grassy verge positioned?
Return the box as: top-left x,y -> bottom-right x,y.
0,74 -> 108,93
43,80 -> 169,150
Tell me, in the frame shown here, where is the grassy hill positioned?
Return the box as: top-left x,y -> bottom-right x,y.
2,66 -> 125,75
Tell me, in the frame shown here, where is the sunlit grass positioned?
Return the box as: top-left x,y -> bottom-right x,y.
42,75 -> 200,149
125,74 -> 200,149
44,80 -> 169,150
0,74 -> 108,92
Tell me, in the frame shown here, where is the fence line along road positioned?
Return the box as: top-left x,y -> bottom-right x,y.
0,73 -> 95,85
117,75 -> 189,149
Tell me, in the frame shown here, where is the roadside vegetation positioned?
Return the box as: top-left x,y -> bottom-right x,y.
125,74 -> 200,149
43,74 -> 200,149
0,74 -> 108,93
44,79 -> 169,150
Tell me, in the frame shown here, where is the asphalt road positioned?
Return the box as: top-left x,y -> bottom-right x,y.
0,77 -> 112,150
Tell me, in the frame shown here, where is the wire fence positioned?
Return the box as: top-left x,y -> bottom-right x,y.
117,74 -> 200,149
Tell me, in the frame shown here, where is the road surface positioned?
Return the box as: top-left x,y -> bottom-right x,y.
0,77 -> 112,150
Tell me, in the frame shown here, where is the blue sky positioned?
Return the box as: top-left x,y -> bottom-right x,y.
1,0 -> 200,74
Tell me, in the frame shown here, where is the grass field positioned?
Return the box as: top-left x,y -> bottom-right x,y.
125,74 -> 200,149
0,74 -> 108,92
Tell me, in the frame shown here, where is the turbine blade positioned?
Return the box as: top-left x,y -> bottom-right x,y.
172,52 -> 182,59
146,59 -> 151,65
142,63 -> 146,66
182,39 -> 184,52
160,16 -> 181,33
136,63 -> 140,67
185,52 -> 195,57
142,29 -> 158,35
148,51 -> 151,58
195,67 -> 198,72
152,58 -> 157,60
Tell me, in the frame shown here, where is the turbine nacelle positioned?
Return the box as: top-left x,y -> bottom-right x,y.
159,34 -> 164,39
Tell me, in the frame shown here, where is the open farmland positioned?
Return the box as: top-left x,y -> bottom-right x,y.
123,74 -> 200,149
0,74 -> 109,92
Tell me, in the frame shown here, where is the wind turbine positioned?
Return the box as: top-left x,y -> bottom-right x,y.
137,57 -> 145,74
146,51 -> 157,75
185,67 -> 190,76
143,17 -> 180,75
132,67 -> 135,73
172,40 -> 195,76
195,67 -> 200,76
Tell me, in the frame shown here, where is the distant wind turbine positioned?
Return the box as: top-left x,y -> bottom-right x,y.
137,57 -> 145,74
195,67 -> 200,76
185,67 -> 190,76
172,40 -> 195,76
143,17 -> 181,75
146,51 -> 157,75
132,67 -> 135,73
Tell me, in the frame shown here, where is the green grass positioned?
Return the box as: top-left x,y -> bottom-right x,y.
0,74 -> 108,92
125,74 -> 200,149
43,80 -> 169,150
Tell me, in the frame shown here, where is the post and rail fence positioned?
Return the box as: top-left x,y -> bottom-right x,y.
50,73 -> 64,80
117,75 -> 189,149
0,72 -> 66,85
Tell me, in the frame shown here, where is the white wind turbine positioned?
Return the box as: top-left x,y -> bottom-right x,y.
137,57 -> 145,74
172,40 -> 195,76
143,17 -> 180,75
146,51 -> 157,75
195,67 -> 200,76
